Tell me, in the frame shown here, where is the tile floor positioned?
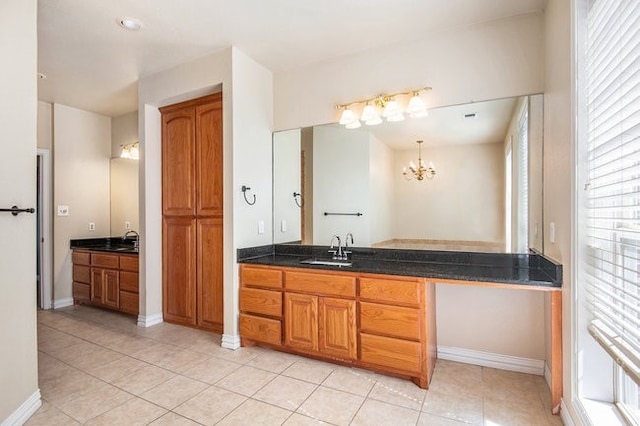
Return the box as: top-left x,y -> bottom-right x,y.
29,305 -> 563,425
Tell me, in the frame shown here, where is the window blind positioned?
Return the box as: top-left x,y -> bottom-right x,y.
585,0 -> 640,385
517,105 -> 529,253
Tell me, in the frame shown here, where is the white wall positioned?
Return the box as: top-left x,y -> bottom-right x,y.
110,158 -> 139,235
111,111 -> 138,158
393,142 -> 505,243
138,47 -> 273,342
53,104 -> 111,303
0,0 -> 40,422
543,0 -> 575,420
273,13 -> 546,361
37,101 -> 52,150
369,135 -> 394,245
312,126 -> 371,246
273,129 -> 302,243
274,12 -> 544,131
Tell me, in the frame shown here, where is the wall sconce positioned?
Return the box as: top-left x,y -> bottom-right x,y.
403,140 -> 436,181
120,142 -> 139,160
336,87 -> 431,129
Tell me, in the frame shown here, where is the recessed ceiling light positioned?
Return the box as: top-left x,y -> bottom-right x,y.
118,16 -> 142,31
37,72 -> 47,80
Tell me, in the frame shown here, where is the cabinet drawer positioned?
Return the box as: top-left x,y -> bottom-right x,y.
120,255 -> 139,272
91,253 -> 119,269
240,287 -> 282,317
72,250 -> 90,265
73,282 -> 90,302
360,333 -> 421,374
119,271 -> 139,293
240,313 -> 282,346
73,265 -> 91,284
360,302 -> 420,340
360,277 -> 421,306
241,266 -> 283,289
285,271 -> 356,297
119,291 -> 139,315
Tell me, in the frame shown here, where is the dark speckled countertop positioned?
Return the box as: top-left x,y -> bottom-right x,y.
237,244 -> 562,288
70,237 -> 139,254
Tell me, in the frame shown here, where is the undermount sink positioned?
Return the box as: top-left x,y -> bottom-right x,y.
300,258 -> 352,267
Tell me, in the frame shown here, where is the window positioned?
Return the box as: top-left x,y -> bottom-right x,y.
578,0 -> 640,424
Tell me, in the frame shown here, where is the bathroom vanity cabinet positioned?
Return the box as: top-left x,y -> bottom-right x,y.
72,249 -> 139,315
239,264 -> 437,388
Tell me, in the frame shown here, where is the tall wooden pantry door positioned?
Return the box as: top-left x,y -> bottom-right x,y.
161,93 -> 223,333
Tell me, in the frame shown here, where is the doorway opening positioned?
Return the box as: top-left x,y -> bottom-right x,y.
37,149 -> 52,309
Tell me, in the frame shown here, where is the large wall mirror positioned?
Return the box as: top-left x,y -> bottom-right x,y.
273,94 -> 543,254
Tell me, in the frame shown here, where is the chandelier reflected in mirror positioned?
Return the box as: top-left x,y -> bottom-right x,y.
403,140 -> 436,181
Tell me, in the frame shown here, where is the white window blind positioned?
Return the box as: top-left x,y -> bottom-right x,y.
517,105 -> 529,253
585,0 -> 640,386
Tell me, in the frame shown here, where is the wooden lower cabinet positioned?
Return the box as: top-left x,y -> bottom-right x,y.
239,264 -> 435,388
72,249 -> 139,315
196,217 -> 223,332
163,217 -> 197,326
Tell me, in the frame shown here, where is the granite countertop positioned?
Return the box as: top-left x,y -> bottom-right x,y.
237,244 -> 562,289
70,237 -> 139,254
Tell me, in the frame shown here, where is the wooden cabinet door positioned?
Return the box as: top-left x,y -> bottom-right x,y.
90,267 -> 104,305
196,217 -> 223,332
103,269 -> 119,308
319,297 -> 357,360
284,293 -> 318,352
195,101 -> 223,217
163,217 -> 197,326
162,108 -> 196,216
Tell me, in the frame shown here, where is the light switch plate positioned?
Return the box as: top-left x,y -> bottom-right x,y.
88,222 -> 95,232
258,220 -> 265,234
57,205 -> 69,216
281,220 -> 287,232
125,221 -> 131,230
549,222 -> 556,244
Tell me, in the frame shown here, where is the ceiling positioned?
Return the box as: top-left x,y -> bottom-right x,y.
37,0 -> 546,118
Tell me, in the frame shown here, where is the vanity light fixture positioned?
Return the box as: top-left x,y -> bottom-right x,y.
120,142 -> 139,160
403,140 -> 436,181
336,87 -> 431,129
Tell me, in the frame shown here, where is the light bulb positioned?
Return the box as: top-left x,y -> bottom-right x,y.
339,108 -> 356,125
382,99 -> 401,118
345,120 -> 362,129
386,112 -> 405,122
407,94 -> 428,118
361,104 -> 381,125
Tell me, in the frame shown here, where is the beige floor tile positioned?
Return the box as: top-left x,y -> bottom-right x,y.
182,356 -> 242,384
25,404 -> 80,425
249,350 -> 301,373
72,347 -> 125,374
282,413 -> 329,425
84,397 -> 167,426
253,375 -> 318,411
207,344 -> 266,364
155,347 -> 211,373
111,364 -> 176,395
57,382 -> 133,423
282,359 -> 336,384
368,374 -> 427,411
483,393 -> 551,426
417,412 -> 471,425
104,334 -> 158,355
185,336 -> 224,354
351,399 -> 420,426
40,369 -> 105,406
38,329 -> 83,353
297,386 -> 364,426
216,365 -> 277,396
89,355 -> 148,383
321,366 -> 378,396
46,341 -> 102,365
422,386 -> 483,425
130,341 -> 183,364
174,385 -> 247,425
140,375 -> 209,409
148,412 -> 203,426
218,398 -> 293,425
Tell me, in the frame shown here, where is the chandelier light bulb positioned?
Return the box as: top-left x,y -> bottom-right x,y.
407,93 -> 429,118
382,99 -> 401,118
361,104 -> 382,125
339,108 -> 356,125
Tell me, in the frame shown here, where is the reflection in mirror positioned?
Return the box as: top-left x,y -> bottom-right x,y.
273,95 -> 543,254
110,158 -> 139,236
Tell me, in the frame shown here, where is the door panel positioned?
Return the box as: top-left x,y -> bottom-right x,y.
196,217 -> 223,332
284,293 -> 318,352
196,101 -> 223,217
319,297 -> 356,360
162,109 -> 196,216
163,217 -> 197,325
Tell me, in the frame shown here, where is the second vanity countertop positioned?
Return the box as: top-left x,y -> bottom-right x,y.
238,244 -> 562,289
70,237 -> 139,254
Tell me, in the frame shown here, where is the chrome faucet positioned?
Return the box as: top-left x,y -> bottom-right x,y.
344,233 -> 354,260
329,235 -> 342,260
123,230 -> 140,249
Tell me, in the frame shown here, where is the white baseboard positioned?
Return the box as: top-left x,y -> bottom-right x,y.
1,389 -> 41,426
544,361 -> 552,389
221,334 -> 240,350
52,298 -> 73,309
437,345 -> 545,376
137,313 -> 163,327
560,399 -> 576,426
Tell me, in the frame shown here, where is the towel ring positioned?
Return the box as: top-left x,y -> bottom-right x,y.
241,185 -> 256,206
293,192 -> 303,208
